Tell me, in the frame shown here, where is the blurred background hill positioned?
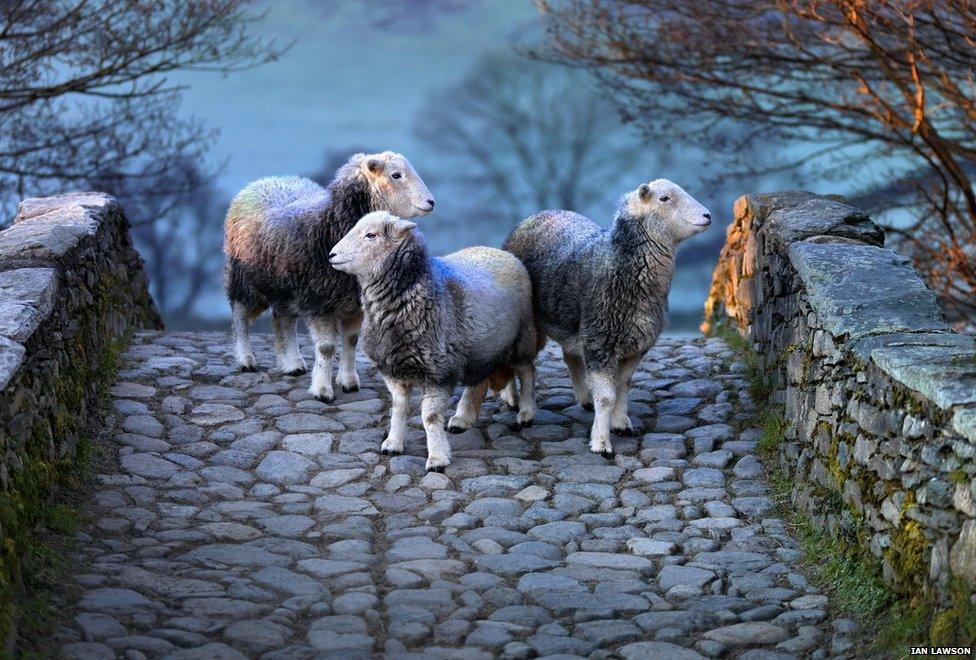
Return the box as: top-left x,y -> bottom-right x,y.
3,1 -> 973,333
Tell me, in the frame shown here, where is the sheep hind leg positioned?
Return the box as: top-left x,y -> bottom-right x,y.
514,363 -> 537,430
381,376 -> 411,455
586,370 -> 616,458
231,302 -> 259,371
610,355 -> 640,436
421,387 -> 452,472
448,379 -> 488,433
336,312 -> 362,393
499,380 -> 518,409
563,350 -> 593,410
307,316 -> 338,402
272,312 -> 307,375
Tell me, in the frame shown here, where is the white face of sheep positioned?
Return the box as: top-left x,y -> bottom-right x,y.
627,178 -> 712,243
330,211 -> 417,280
362,152 -> 434,219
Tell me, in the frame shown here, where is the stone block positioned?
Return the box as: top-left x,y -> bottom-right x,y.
871,345 -> 976,409
762,197 -> 883,252
0,335 -> 26,390
0,268 -> 58,341
789,242 -> 948,340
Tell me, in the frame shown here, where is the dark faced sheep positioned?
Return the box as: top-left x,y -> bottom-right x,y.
330,212 -> 538,471
504,179 -> 711,456
223,151 -> 434,402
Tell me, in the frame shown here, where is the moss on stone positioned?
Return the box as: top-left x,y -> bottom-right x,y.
949,469 -> 968,485
0,267 -> 129,649
715,326 -> 975,652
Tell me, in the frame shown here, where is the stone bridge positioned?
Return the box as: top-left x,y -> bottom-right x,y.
0,193 -> 972,658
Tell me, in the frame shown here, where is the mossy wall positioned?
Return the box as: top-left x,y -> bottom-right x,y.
704,192 -> 976,645
0,193 -> 161,652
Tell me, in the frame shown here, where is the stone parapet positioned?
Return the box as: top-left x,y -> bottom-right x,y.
704,191 -> 976,611
0,192 -> 161,649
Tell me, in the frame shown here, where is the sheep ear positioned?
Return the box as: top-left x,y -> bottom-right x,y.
637,183 -> 652,202
366,158 -> 384,175
391,219 -> 417,238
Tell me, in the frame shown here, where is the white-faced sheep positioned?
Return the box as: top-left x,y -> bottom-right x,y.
223,151 -> 434,402
329,212 -> 538,471
504,179 -> 711,457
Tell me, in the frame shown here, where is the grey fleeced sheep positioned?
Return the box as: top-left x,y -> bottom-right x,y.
223,151 -> 434,402
330,212 -> 539,471
504,179 -> 711,456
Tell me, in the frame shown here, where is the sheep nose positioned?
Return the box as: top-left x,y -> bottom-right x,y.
328,252 -> 337,259
703,212 -> 711,220
427,199 -> 435,208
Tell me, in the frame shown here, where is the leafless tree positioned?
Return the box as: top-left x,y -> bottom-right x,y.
536,0 -> 976,323
92,161 -> 224,323
0,0 -> 282,221
415,52 -> 653,227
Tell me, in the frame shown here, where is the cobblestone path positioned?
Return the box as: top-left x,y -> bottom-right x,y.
55,332 -> 858,659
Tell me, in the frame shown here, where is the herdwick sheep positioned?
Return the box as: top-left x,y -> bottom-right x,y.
504,179 -> 711,457
329,212 -> 538,471
223,151 -> 434,402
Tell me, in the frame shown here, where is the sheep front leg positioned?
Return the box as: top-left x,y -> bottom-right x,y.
336,312 -> 362,393
381,376 -> 411,455
610,355 -> 640,435
563,349 -> 593,410
231,302 -> 258,371
421,387 -> 452,472
272,312 -> 307,375
587,370 -> 616,457
307,316 -> 338,402
514,363 -> 536,429
448,379 -> 488,433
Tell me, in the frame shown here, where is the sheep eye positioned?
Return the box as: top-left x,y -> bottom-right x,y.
391,172 -> 402,180
365,232 -> 377,239
659,196 -> 670,202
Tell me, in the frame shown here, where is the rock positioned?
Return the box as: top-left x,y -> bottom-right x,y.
626,537 -> 676,556
515,485 -> 548,502
79,588 -> 161,612
619,642 -> 706,659
527,521 -> 586,544
703,622 -> 790,646
634,467 -> 676,483
682,468 -> 725,488
657,565 -> 715,590
282,432 -> 334,455
950,520 -> 976,585
190,404 -> 245,425
276,413 -> 344,433
566,551 -> 652,571
222,619 -> 291,653
255,451 -> 316,485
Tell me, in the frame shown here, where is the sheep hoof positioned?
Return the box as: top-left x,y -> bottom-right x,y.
380,447 -> 401,456
314,394 -> 334,404
612,426 -> 635,436
283,367 -> 308,377
446,424 -> 466,435
341,384 -> 360,393
514,420 -> 533,431
598,449 -> 615,459
427,464 -> 446,473
239,364 -> 260,373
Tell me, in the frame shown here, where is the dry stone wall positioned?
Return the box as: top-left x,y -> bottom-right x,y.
0,192 -> 161,647
703,191 -> 976,618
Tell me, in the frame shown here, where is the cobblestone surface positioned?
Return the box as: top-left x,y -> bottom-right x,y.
55,331 -> 857,659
